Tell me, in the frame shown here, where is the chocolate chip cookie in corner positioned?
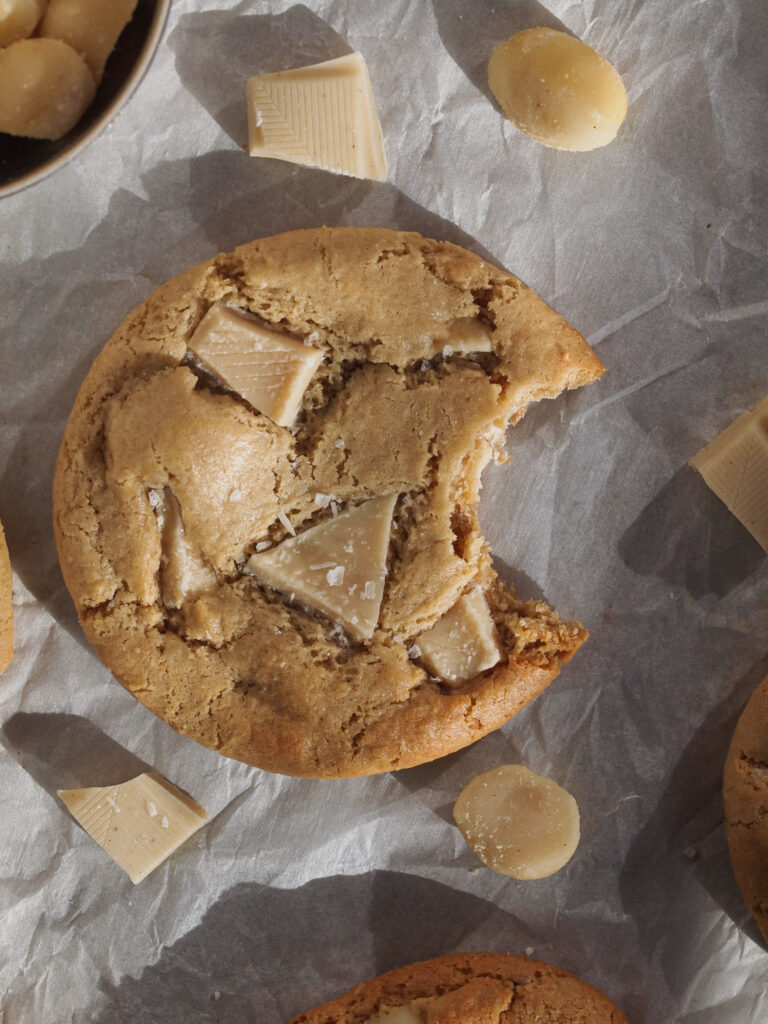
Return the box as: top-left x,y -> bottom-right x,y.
53,227 -> 604,778
286,951 -> 629,1023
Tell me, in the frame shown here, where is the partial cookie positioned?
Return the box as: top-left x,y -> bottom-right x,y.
54,227 -> 604,778
0,520 -> 12,672
287,952 -> 628,1024
723,672 -> 768,943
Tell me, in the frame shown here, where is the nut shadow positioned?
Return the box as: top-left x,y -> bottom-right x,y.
617,466 -> 765,600
618,657 -> 768,954
431,0 -> 568,109
169,3 -> 353,147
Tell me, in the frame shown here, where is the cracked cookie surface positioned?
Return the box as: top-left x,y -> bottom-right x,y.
723,672 -> 768,943
53,227 -> 603,778
286,951 -> 628,1023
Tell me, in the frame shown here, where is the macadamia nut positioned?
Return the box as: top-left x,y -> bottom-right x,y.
0,0 -> 46,49
454,764 -> 580,879
0,37 -> 96,140
488,27 -> 627,151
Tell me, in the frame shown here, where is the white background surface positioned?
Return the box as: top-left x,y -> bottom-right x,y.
1,1 -> 767,1021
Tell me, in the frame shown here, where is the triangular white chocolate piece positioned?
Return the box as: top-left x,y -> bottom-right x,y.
248,494 -> 397,640
246,52 -> 387,181
415,589 -> 503,685
689,396 -> 768,552
58,773 -> 209,884
188,301 -> 323,426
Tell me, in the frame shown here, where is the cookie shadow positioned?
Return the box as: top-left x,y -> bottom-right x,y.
89,870 -> 578,1023
169,3 -> 352,147
618,657 -> 768,954
1,712 -> 153,800
617,466 -> 765,599
430,0 -> 568,108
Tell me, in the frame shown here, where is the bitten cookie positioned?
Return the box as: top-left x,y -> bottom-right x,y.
723,672 -> 768,943
53,227 -> 603,778
0,520 -> 13,673
286,952 -> 628,1024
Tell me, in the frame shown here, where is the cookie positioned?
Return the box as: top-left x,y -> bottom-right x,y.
723,671 -> 768,943
0,520 -> 12,672
53,227 -> 603,778
286,952 -> 628,1024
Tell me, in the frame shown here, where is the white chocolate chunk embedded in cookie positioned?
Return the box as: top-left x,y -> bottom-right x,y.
58,773 -> 209,884
416,589 -> 502,684
188,301 -> 324,427
248,494 -> 397,640
247,52 -> 387,180
454,764 -> 580,879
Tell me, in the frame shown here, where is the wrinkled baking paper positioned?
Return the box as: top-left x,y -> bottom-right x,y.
1,0 -> 767,1021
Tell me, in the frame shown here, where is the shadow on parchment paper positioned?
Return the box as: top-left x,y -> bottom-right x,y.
169,4 -> 352,148
91,870 -> 588,1024
1,712 -> 153,798
619,656 -> 768,955
618,466 -> 765,600
431,0 -> 568,109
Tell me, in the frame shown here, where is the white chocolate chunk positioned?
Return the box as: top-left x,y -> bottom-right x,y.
0,38 -> 96,141
415,589 -> 502,684
0,0 -> 46,48
488,28 -> 627,151
454,764 -> 580,880
188,302 -> 323,427
689,396 -> 768,552
151,488 -> 216,609
58,773 -> 209,884
248,494 -> 397,640
247,52 -> 387,181
435,317 -> 493,355
40,0 -> 138,82
367,1003 -> 427,1024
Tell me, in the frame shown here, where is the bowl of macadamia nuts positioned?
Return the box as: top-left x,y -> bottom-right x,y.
0,0 -> 170,198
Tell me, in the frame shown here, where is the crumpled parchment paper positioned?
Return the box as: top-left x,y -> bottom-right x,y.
1,1 -> 767,1021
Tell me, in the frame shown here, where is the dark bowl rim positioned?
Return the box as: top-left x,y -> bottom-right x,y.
0,0 -> 172,201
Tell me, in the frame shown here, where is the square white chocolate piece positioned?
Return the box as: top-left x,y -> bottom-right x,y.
367,1004 -> 427,1024
58,773 -> 209,884
246,52 -> 387,181
689,396 -> 768,552
188,301 -> 323,427
248,494 -> 397,640
416,589 -> 503,684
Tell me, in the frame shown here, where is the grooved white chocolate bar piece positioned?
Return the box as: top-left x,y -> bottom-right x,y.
689,396 -> 768,552
248,494 -> 397,640
58,773 -> 209,884
416,589 -> 502,684
188,302 -> 323,427
246,52 -> 387,181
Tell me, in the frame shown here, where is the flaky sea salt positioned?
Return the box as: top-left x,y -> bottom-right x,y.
326,566 -> 345,586
278,510 -> 296,536
362,580 -> 377,599
255,541 -> 272,552
314,493 -> 333,508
